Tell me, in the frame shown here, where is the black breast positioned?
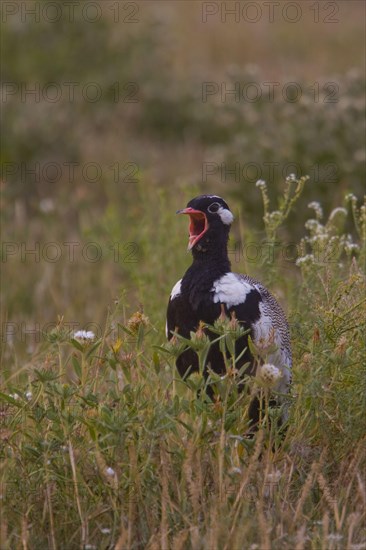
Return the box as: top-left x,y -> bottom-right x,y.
168,278 -> 262,383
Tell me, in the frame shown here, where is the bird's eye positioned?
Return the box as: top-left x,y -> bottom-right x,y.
208,202 -> 220,213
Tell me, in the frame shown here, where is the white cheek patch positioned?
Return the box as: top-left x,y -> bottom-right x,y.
170,279 -> 182,300
217,207 -> 234,225
212,273 -> 252,307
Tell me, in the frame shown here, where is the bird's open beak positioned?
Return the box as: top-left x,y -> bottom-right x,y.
177,207 -> 209,250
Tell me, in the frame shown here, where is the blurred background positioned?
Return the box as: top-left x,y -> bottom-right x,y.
1,0 -> 365,361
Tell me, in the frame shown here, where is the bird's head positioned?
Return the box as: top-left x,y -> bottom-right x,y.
177,195 -> 234,257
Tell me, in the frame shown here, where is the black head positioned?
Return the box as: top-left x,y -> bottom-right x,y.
177,194 -> 234,259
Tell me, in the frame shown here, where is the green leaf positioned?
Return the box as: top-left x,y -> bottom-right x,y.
70,338 -> 84,352
152,351 -> 160,373
86,339 -> 102,359
0,392 -> 22,406
71,355 -> 82,379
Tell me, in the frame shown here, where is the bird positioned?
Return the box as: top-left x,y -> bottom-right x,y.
166,194 -> 292,427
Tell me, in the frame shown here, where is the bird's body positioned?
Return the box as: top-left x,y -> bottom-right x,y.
166,195 -> 291,417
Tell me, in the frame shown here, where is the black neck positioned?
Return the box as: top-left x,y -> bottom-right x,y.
190,250 -> 231,271
191,224 -> 231,263
181,238 -> 231,310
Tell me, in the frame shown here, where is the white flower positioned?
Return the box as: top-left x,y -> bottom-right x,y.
296,254 -> 315,267
345,193 -> 357,203
265,470 -> 282,484
258,363 -> 282,387
73,330 -> 96,344
344,242 -> 359,255
308,201 -> 323,219
305,219 -> 324,235
286,173 -> 297,182
255,179 -> 266,188
268,210 -> 282,223
100,528 -> 111,534
229,467 -> 242,475
263,470 -> 282,497
25,391 -> 32,401
105,467 -> 116,477
39,198 -> 55,213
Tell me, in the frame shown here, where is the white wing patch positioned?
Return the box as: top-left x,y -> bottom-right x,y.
212,273 -> 253,307
217,206 -> 234,225
170,279 -> 182,300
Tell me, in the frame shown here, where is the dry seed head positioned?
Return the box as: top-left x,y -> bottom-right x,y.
301,353 -> 313,367
127,311 -> 149,334
335,335 -> 347,356
213,395 -> 223,413
214,308 -> 231,331
229,311 -> 238,329
258,363 -> 282,387
227,366 -> 238,379
313,325 -> 320,343
195,321 -> 207,340
191,326 -> 209,346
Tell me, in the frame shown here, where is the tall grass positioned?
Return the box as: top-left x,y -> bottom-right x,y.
1,179 -> 365,549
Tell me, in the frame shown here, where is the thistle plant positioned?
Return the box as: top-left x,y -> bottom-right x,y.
296,194 -> 365,280
254,175 -> 309,282
256,174 -> 309,244
345,193 -> 366,260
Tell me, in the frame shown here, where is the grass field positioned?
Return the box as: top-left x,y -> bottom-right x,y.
1,2 -> 366,548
